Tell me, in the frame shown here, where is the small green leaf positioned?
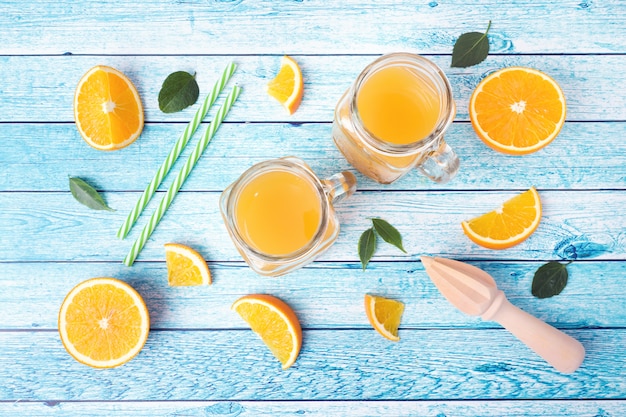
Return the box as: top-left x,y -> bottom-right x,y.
451,21 -> 492,68
69,177 -> 114,211
358,227 -> 377,271
372,218 -> 406,253
531,261 -> 570,299
158,71 -> 200,113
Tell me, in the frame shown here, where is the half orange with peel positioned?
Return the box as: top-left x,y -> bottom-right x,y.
232,294 -> 302,370
266,55 -> 303,115
58,277 -> 150,368
469,67 -> 566,155
364,294 -> 405,342
461,187 -> 542,250
74,65 -> 144,151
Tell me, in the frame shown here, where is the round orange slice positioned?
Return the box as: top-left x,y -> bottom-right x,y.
58,277 -> 150,368
469,67 -> 566,155
266,55 -> 303,115
364,294 -> 405,342
164,243 -> 212,286
232,294 -> 302,370
461,187 -> 542,250
74,65 -> 144,151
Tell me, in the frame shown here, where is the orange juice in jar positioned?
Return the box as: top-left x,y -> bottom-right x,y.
333,53 -> 459,184
235,169 -> 322,256
220,157 -> 356,276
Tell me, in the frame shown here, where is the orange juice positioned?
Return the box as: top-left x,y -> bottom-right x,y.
235,170 -> 322,256
356,65 -> 441,144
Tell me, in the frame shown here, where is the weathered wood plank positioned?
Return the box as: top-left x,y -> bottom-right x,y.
0,329 -> 622,401
1,1 -> 624,55
1,400 -> 625,417
3,122 -> 626,192
0,55 -> 624,122
0,190 -> 623,262
1,261 -> 623,330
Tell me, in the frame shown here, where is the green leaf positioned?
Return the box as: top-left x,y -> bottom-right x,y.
451,21 -> 492,68
358,227 -> 377,271
158,71 -> 200,113
531,261 -> 570,299
69,177 -> 114,211
372,218 -> 406,253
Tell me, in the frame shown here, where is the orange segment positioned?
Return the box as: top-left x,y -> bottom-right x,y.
266,55 -> 303,115
164,243 -> 212,286
461,187 -> 542,249
469,67 -> 566,155
58,277 -> 150,368
74,65 -> 144,151
364,294 -> 404,342
232,294 -> 302,370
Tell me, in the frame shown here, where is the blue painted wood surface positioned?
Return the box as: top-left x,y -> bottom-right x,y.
1,1 -> 625,415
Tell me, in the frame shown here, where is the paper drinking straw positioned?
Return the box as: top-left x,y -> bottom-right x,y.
123,85 -> 241,266
116,62 -> 237,239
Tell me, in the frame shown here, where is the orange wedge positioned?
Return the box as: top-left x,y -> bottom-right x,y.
266,55 -> 303,115
58,277 -> 150,368
164,243 -> 212,286
469,67 -> 566,155
74,65 -> 144,151
232,294 -> 302,370
364,294 -> 405,342
461,187 -> 542,249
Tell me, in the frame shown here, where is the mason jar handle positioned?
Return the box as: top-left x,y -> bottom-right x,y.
418,139 -> 460,184
322,171 -> 357,204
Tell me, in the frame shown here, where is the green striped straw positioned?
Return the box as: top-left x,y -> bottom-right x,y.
116,62 -> 237,239
123,85 -> 241,266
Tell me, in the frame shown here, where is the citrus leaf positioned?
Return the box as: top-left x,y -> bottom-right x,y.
158,71 -> 200,113
69,177 -> 114,211
451,21 -> 491,68
531,261 -> 569,299
359,227 -> 377,271
372,218 -> 406,253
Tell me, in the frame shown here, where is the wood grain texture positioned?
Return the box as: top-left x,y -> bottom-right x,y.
2,122 -> 626,192
1,0 -> 624,411
0,55 -> 624,123
1,400 -> 625,417
1,261 -> 623,330
0,190 -> 623,262
0,329 -> 623,401
1,0 -> 624,55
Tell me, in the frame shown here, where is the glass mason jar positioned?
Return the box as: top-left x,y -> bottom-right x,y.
332,52 -> 459,184
220,157 -> 356,277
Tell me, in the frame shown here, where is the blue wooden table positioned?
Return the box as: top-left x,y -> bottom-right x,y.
1,1 -> 625,415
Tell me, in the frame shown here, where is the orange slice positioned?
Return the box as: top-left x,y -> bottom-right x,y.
164,243 -> 212,286
461,187 -> 542,249
266,55 -> 303,115
364,294 -> 405,342
232,294 -> 302,370
58,277 -> 150,368
74,65 -> 144,151
469,67 -> 566,155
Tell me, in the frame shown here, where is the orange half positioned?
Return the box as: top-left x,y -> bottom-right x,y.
74,65 -> 144,151
58,277 -> 150,368
469,67 -> 566,155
